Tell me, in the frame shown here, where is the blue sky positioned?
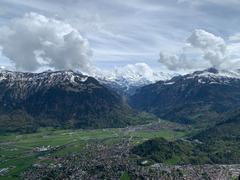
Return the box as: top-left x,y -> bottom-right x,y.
1,0 -> 240,73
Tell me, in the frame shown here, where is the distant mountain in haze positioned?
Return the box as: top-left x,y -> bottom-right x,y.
97,70 -> 174,95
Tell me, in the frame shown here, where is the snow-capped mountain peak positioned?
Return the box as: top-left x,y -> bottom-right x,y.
192,68 -> 240,79
0,70 -> 93,100
162,68 -> 240,86
0,69 -> 89,85
96,70 -> 174,95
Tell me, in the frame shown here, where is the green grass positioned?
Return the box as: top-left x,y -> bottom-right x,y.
0,123 -> 189,179
131,129 -> 187,141
132,136 -> 240,165
120,171 -> 131,180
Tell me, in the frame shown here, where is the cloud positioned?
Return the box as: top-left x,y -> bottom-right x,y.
229,33 -> 240,42
2,0 -> 240,71
95,63 -> 172,84
159,52 -> 192,71
113,63 -> 160,82
187,29 -> 226,67
0,12 -> 92,72
1,1 -> 240,73
159,29 -> 230,70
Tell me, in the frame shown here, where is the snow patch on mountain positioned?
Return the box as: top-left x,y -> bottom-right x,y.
94,63 -> 175,94
0,69 -> 89,89
163,68 -> 240,86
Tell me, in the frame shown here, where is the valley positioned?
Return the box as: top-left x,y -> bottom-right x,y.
0,120 -> 189,179
1,119 -> 239,180
1,2 -> 240,179
0,69 -> 240,179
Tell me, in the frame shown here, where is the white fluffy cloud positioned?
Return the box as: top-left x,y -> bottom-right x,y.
95,63 -> 172,84
113,63 -> 161,82
159,52 -> 200,71
187,29 -> 226,67
0,12 -> 92,72
159,29 -> 231,71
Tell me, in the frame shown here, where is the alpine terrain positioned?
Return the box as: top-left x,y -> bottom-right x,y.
0,70 -> 150,133
130,68 -> 240,127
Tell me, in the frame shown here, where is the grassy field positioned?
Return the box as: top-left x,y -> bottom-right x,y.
0,121 -> 189,179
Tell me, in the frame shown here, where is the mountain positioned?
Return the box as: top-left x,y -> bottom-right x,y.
129,68 -> 240,127
0,70 -> 150,133
97,71 -> 173,96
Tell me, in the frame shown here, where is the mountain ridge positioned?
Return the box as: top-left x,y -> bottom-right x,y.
129,68 -> 240,127
97,70 -> 174,95
0,69 -> 150,132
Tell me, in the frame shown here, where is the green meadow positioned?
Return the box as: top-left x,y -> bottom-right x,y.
0,121 -> 189,179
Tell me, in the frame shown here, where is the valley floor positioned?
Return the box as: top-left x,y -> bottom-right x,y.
0,120 -> 239,180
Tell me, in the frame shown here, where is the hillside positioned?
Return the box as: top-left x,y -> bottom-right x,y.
132,110 -> 240,165
129,68 -> 240,127
194,110 -> 240,141
0,70 -> 152,132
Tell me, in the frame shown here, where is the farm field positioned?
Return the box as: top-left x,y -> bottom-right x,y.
0,120 -> 188,179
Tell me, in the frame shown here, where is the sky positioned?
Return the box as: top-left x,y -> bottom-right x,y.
1,0 -> 240,75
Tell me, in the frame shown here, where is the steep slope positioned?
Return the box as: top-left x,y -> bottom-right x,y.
129,68 -> 240,126
194,110 -> 240,141
0,70 -> 144,132
132,111 -> 240,165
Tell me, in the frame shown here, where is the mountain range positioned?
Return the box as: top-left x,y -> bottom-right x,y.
96,67 -> 174,95
0,70 -> 153,133
129,68 -> 240,127
1,67 -> 240,132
